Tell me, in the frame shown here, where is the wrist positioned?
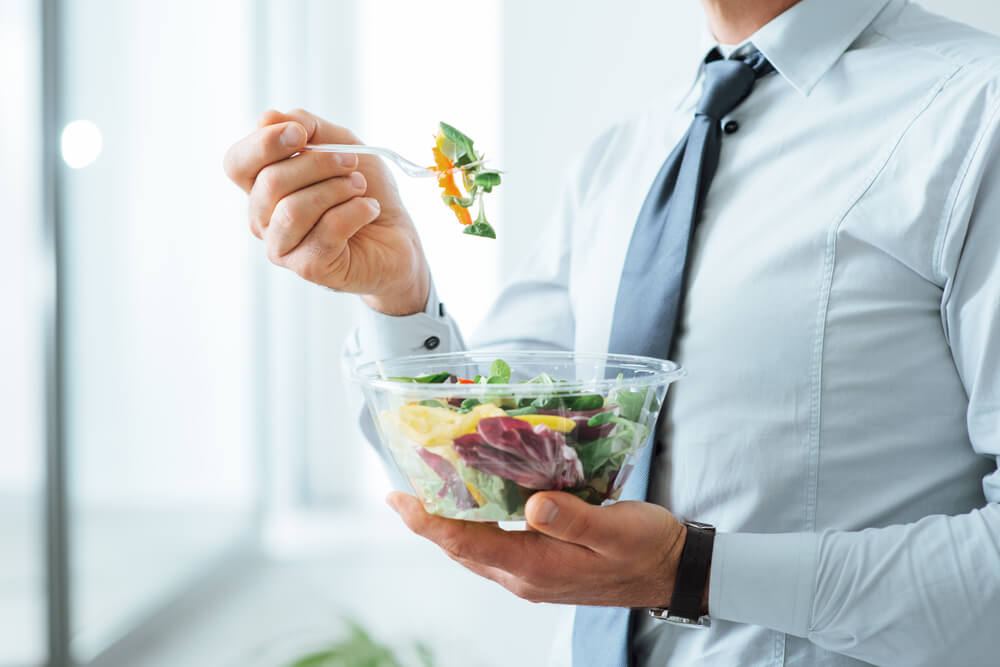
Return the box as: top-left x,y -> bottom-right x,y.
667,524 -> 688,599
650,522 -> 688,608
362,264 -> 430,317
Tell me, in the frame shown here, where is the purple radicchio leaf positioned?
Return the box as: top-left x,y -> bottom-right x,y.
453,417 -> 585,490
537,406 -> 618,442
416,447 -> 479,509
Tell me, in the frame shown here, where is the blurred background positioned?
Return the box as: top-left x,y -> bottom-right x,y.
2,1 -> 997,665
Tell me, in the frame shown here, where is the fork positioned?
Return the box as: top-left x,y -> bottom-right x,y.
303,143 -> 480,178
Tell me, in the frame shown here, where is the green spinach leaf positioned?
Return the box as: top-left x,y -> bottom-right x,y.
457,463 -> 523,514
489,359 -> 511,382
474,171 -> 502,188
570,394 -> 605,411
439,122 -> 476,158
463,220 -> 496,239
388,371 -> 451,384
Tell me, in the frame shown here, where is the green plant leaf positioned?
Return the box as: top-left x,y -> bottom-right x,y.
286,620 -> 404,667
287,650 -> 337,667
437,134 -> 464,161
521,372 -> 556,385
569,394 -> 605,411
611,388 -> 659,421
587,411 -> 620,427
439,121 -> 476,158
456,461 -> 523,514
490,359 -> 511,382
474,171 -> 501,188
576,437 -> 618,478
530,394 -> 569,410
387,372 -> 451,384
414,641 -> 435,667
458,397 -> 482,413
442,194 -> 475,208
463,221 -> 496,239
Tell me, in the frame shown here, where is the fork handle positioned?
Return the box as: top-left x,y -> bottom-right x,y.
304,144 -> 390,157
303,143 -> 436,178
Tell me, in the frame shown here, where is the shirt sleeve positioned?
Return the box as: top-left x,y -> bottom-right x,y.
342,185 -> 578,366
340,280 -> 465,368
339,134 -> 599,487
707,104 -> 1000,667
339,282 -> 466,491
341,125 -> 610,369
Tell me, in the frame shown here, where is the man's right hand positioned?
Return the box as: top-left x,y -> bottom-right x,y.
223,109 -> 430,316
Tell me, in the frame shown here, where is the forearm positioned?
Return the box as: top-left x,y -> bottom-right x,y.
709,504 -> 1000,666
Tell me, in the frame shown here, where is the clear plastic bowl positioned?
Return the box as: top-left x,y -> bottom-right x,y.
353,351 -> 684,521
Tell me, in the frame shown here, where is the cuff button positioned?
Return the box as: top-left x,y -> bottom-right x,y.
423,335 -> 440,350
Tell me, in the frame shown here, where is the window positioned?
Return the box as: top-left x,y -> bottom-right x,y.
0,3 -> 46,664
59,0 -> 258,660
253,0 -> 504,509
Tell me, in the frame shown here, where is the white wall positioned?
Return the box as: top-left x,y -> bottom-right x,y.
500,1 -> 705,276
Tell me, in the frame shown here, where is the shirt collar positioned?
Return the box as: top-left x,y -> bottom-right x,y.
682,0 -> 893,102
752,0 -> 894,95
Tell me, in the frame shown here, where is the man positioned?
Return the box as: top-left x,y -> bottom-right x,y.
224,0 -> 1000,664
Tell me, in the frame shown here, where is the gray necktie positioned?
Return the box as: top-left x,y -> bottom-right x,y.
572,47 -> 773,667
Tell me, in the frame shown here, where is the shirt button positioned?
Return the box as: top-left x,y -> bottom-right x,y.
423,335 -> 440,350
723,120 -> 740,135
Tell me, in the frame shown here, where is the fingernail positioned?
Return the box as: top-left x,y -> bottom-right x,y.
337,152 -> 357,168
350,171 -> 366,190
367,197 -> 380,213
280,123 -> 305,147
535,498 -> 559,525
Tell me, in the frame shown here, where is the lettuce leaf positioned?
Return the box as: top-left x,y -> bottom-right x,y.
456,462 -> 523,515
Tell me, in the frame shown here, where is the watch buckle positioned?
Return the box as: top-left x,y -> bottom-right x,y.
648,608 -> 712,628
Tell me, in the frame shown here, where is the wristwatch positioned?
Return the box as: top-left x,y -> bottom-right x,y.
648,520 -> 715,628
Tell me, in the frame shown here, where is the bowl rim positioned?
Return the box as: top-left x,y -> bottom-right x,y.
352,350 -> 686,395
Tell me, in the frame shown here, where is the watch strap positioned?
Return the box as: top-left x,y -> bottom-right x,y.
666,521 -> 715,622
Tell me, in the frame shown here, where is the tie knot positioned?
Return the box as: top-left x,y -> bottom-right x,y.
696,50 -> 771,120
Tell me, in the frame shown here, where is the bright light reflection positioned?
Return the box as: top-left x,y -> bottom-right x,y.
61,120 -> 102,169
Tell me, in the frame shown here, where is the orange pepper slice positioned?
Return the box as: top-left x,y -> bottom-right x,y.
431,134 -> 473,226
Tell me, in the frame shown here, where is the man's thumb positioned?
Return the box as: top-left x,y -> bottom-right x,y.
525,491 -> 618,551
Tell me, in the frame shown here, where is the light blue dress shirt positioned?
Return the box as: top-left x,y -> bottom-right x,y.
346,0 -> 1000,664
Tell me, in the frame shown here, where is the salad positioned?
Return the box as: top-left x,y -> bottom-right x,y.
381,359 -> 659,521
430,122 -> 501,239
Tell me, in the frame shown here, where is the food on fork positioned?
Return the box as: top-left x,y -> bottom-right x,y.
429,122 -> 502,239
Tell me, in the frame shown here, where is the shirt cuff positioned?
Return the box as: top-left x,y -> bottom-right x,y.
354,280 -> 459,363
708,531 -> 819,638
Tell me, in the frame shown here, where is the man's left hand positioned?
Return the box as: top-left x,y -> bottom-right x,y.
387,490 -> 688,608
